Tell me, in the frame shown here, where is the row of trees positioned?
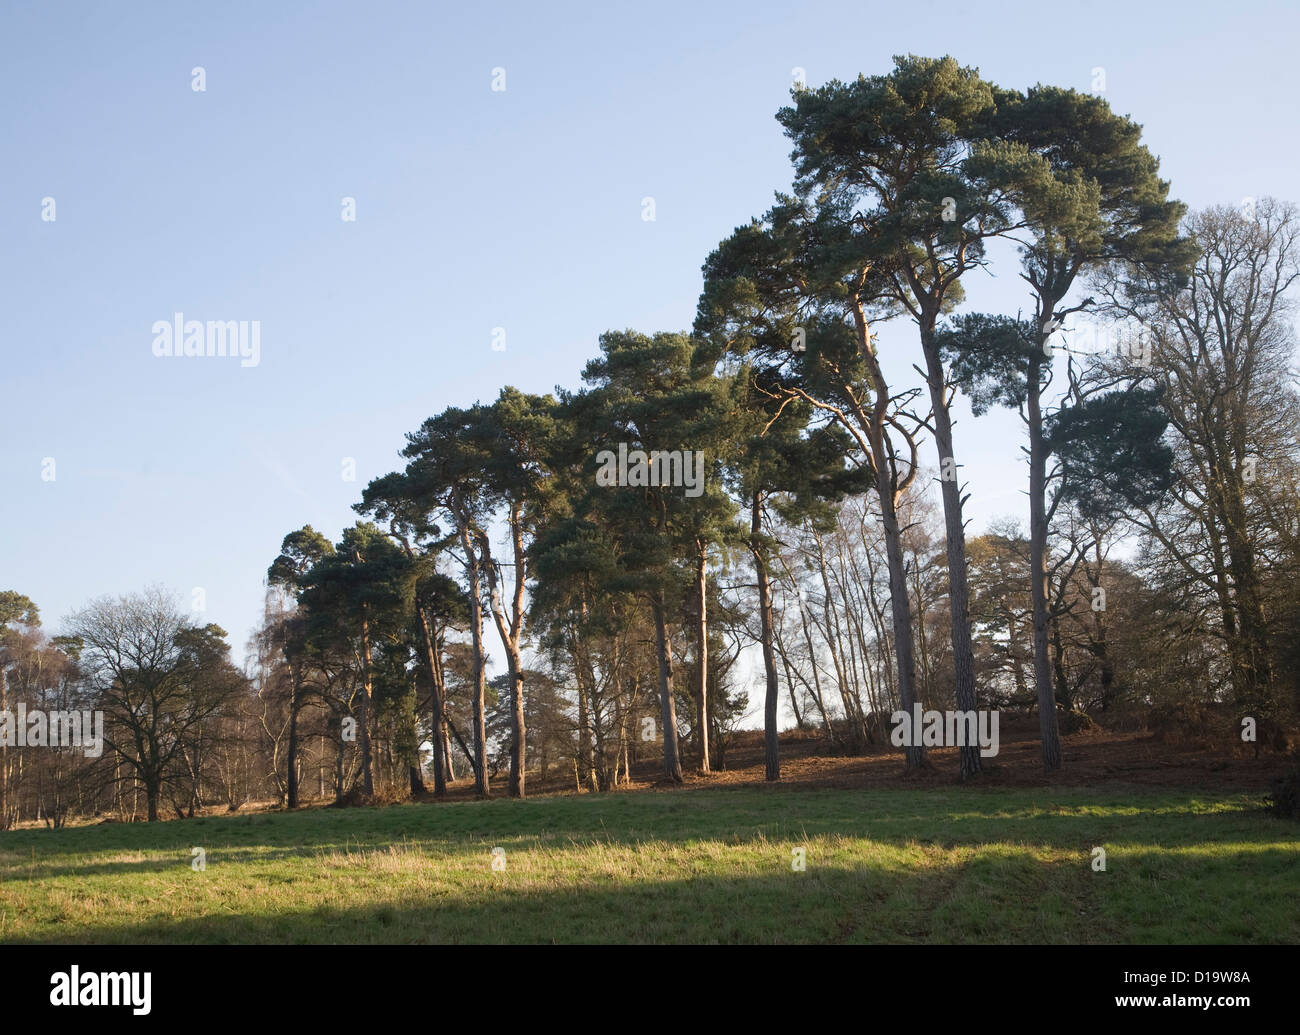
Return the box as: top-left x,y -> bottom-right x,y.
255,63 -> 1295,800
3,55 -> 1296,825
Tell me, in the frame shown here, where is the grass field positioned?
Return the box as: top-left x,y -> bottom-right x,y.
2,784 -> 1297,944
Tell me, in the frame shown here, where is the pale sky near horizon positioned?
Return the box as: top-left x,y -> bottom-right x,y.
3,0 -> 1297,721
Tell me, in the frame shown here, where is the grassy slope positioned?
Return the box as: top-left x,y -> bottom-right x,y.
1,785 -> 1296,944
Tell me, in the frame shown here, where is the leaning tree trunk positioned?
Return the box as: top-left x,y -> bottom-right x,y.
854,305 -> 925,768
443,727 -> 456,782
651,592 -> 684,783
507,660 -> 526,797
921,328 -> 981,779
488,513 -> 528,799
871,431 -> 925,769
1027,357 -> 1062,772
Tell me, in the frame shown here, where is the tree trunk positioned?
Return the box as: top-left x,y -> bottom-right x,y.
852,302 -> 924,766
1051,621 -> 1071,710
416,605 -> 448,797
1009,616 -> 1029,703
751,493 -> 782,781
786,667 -> 804,729
911,562 -> 932,708
358,609 -> 375,796
443,729 -> 456,782
1089,544 -> 1117,712
921,327 -> 981,778
576,660 -> 594,792
651,592 -> 684,783
445,715 -> 478,781
695,538 -> 711,773
287,661 -> 301,808
509,666 -> 526,797
574,602 -> 598,792
1215,450 -> 1273,704
792,571 -> 838,746
1027,357 -> 1062,772
871,432 -> 925,768
458,524 -> 490,796
145,777 -> 160,822
486,511 -> 528,798
0,666 -> 8,830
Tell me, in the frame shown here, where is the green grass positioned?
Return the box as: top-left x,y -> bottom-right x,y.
1,785 -> 1296,943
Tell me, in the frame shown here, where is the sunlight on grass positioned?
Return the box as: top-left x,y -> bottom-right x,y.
1,786 -> 1295,944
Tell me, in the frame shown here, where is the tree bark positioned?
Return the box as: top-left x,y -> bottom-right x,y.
651,592 -> 684,783
921,326 -> 981,778
751,492 -> 782,781
334,731 -> 345,800
1027,355 -> 1062,772
145,776 -> 160,822
1212,446 -> 1273,704
287,660 -> 301,808
694,538 -> 711,773
871,433 -> 925,768
457,517 -> 490,796
486,512 -> 528,798
415,604 -> 447,797
0,666 -> 8,829
853,302 -> 924,767
574,602 -> 597,792
357,609 -> 375,796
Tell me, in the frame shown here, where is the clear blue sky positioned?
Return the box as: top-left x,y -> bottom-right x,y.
2,0 -> 1296,670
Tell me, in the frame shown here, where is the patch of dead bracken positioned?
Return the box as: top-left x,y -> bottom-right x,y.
31,714 -> 1290,828
500,714 -> 1297,800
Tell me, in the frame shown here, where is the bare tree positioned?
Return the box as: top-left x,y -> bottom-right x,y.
67,588 -> 245,821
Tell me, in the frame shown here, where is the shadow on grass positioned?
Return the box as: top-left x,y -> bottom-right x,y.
3,783 -> 1296,944
0,857 -> 1078,945
0,786 -> 1286,885
8,842 -> 1299,945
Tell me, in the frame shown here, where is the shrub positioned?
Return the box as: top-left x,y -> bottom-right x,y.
1267,764 -> 1300,819
1060,709 -> 1099,734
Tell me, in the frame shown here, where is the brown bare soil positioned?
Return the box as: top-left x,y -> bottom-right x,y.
32,714 -> 1291,828
505,713 -> 1298,800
